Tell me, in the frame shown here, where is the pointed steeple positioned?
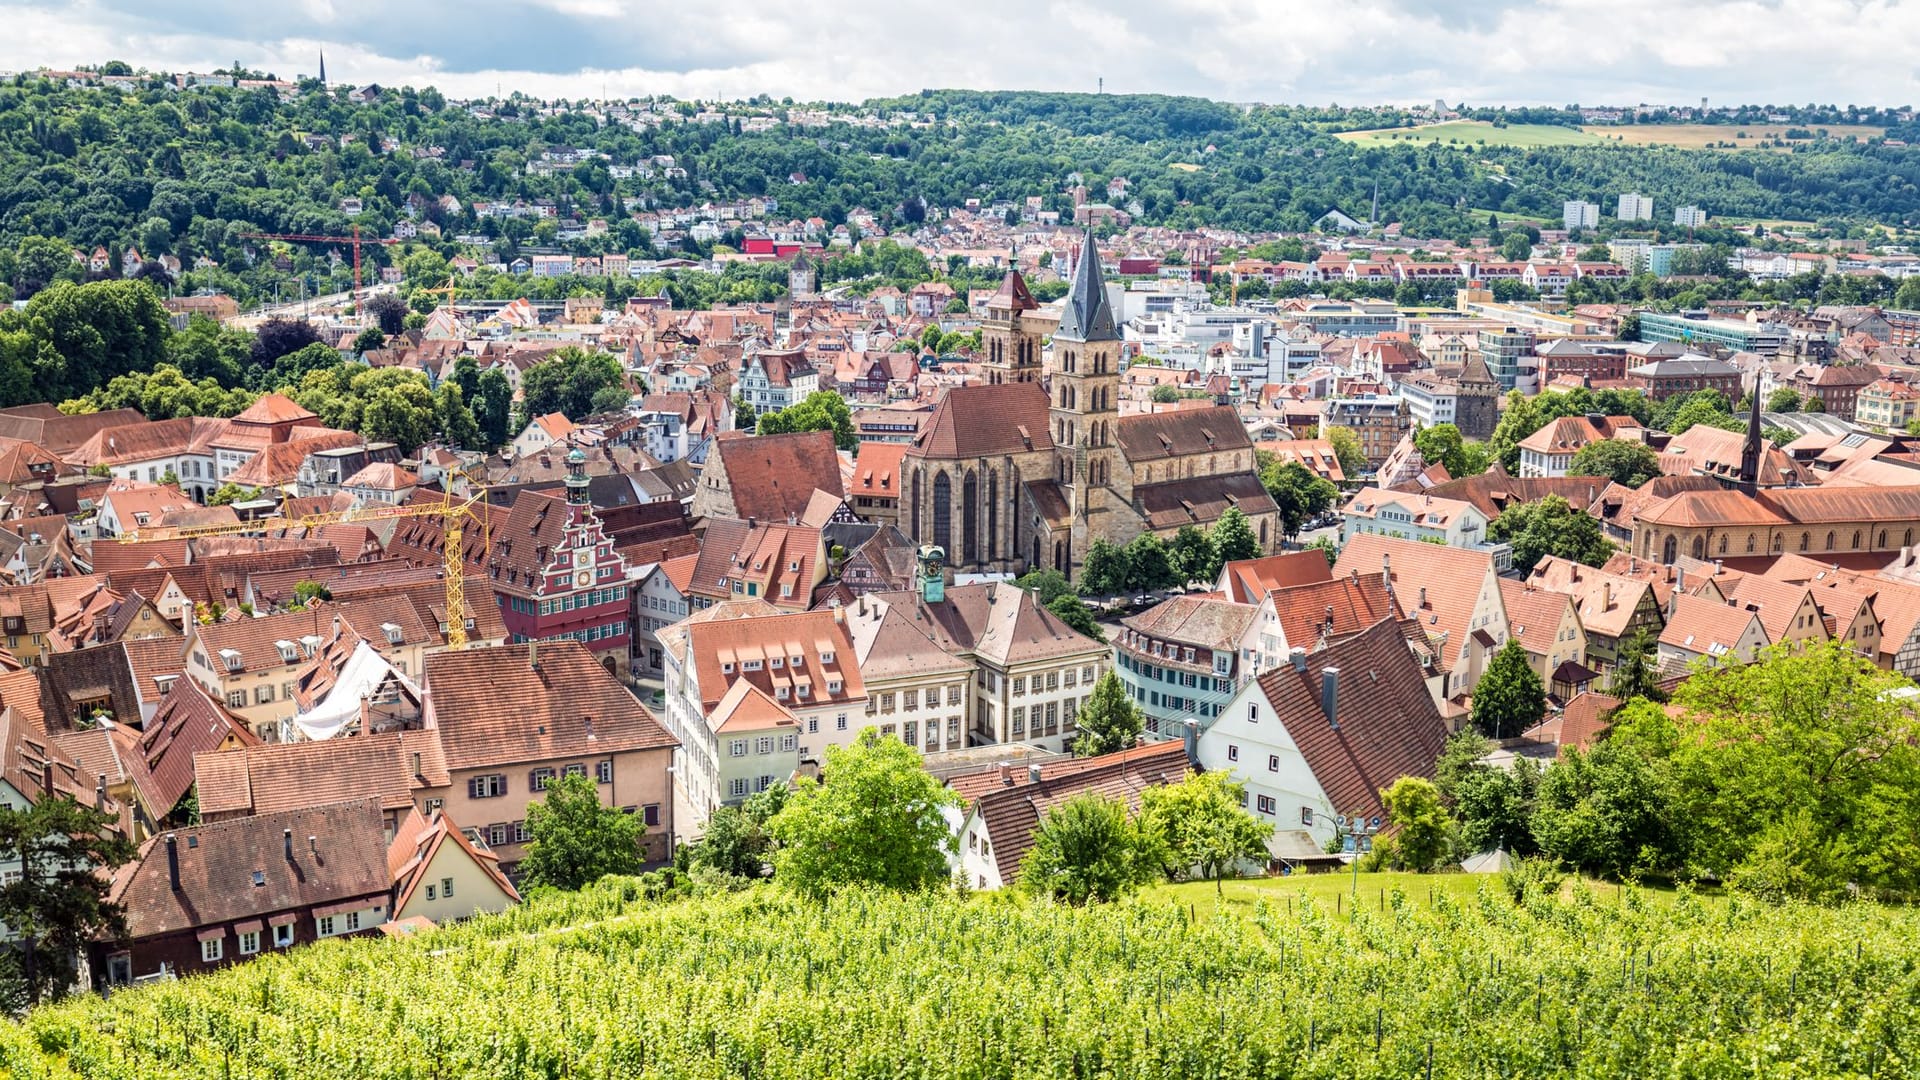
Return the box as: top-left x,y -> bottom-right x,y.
1055,226 -> 1117,343
318,47 -> 326,86
988,264 -> 1038,313
1738,369 -> 1764,495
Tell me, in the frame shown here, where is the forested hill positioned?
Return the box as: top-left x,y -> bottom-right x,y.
0,74 -> 1917,303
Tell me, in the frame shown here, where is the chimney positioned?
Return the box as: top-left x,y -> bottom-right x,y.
1181,717 -> 1200,766
284,828 -> 294,860
1630,556 -> 1638,574
94,773 -> 107,810
1320,668 -> 1340,728
528,639 -> 539,671
1382,553 -> 1391,579
41,761 -> 53,796
1289,647 -> 1308,672
165,834 -> 180,891
1027,763 -> 1043,784
747,515 -> 757,530
359,693 -> 371,732
997,761 -> 1012,786
1602,580 -> 1613,611
1418,585 -> 1428,609
1676,566 -> 1686,593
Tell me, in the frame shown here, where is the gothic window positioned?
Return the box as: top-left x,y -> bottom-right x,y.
1852,530 -> 1862,549
987,471 -> 999,562
1827,531 -> 1836,551
1746,535 -> 1756,554
1662,536 -> 1677,563
1718,535 -> 1728,555
962,471 -> 979,565
933,472 -> 952,555
1878,530 -> 1887,548
1800,532 -> 1810,552
1691,537 -> 1706,560
1773,534 -> 1783,552
910,469 -> 921,540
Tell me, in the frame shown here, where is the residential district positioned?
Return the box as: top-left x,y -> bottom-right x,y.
8,126 -> 1920,994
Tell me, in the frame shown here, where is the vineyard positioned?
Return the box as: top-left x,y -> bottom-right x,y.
4,876 -> 1919,1079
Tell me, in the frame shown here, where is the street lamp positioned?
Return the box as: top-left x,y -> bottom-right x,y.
1341,811 -> 1382,898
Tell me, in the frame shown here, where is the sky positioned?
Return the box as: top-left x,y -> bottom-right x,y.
2,0 -> 1918,108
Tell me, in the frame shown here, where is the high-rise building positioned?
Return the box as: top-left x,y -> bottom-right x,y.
1563,200 -> 1600,230
1673,205 -> 1708,228
1477,326 -> 1537,392
1617,193 -> 1655,221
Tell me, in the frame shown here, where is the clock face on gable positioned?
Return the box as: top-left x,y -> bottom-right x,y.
575,549 -> 593,569
576,571 -> 593,589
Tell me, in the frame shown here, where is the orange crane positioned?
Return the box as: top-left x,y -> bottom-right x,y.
239,225 -> 401,296
117,477 -> 490,648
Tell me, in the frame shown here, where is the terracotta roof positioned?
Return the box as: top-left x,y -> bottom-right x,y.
1641,485 -> 1920,531
1498,579 -> 1576,657
194,730 -> 428,818
1516,415 -> 1644,456
684,610 -> 864,715
110,798 -> 390,941
968,741 -> 1189,883
1122,595 -> 1257,653
422,641 -> 676,772
232,393 -> 318,426
844,600 -> 976,683
1412,470 -> 1602,519
867,582 -> 1105,668
1526,557 -> 1656,639
1248,616 -> 1449,822
1659,593 -> 1765,655
986,268 -> 1039,312
907,383 -> 1052,460
708,678 -> 799,734
129,678 -> 254,815
1219,552 -> 1335,604
1723,575 -> 1825,643
390,807 -> 520,914
1522,690 -> 1620,753
1117,406 -> 1253,464
340,462 -> 419,491
192,607 -> 340,674
1334,534 -> 1498,671
711,429 -> 845,522
1271,573 -> 1399,647
850,441 -> 909,498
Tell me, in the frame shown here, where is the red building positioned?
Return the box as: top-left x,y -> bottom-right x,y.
494,449 -> 634,676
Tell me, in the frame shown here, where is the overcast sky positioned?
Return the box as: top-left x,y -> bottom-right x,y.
2,0 -> 1917,107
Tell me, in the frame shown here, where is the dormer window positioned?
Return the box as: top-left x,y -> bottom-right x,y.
796,684 -> 810,698
219,649 -> 243,673
790,655 -> 803,669
820,650 -> 835,664
275,640 -> 298,664
828,679 -> 842,694
721,662 -> 735,674
381,623 -> 404,646
770,656 -> 784,669
744,659 -> 763,671
776,686 -> 790,700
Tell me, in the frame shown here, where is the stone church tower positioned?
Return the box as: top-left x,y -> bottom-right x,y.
980,264 -> 1042,385
1049,228 -> 1123,563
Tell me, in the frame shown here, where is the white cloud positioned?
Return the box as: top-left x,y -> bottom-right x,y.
0,0 -> 1915,106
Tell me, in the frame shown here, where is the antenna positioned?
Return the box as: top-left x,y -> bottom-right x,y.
1098,77 -> 1103,95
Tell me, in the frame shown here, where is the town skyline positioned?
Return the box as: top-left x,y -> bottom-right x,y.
7,0 -> 1920,106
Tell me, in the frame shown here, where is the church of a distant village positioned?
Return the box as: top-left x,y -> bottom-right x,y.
900,229 -> 1281,577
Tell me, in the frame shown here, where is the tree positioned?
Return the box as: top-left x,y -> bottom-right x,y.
264,341 -> 344,390
519,773 -> 646,891
1488,494 -> 1613,575
1140,771 -> 1272,894
0,794 -> 135,1004
1258,456 -> 1339,539
1608,627 -> 1665,703
249,316 -> 325,373
205,482 -> 252,506
518,347 -> 626,422
1500,231 -> 1533,261
1014,568 -> 1074,606
364,292 -> 408,335
1019,793 -> 1166,904
1378,777 -> 1452,873
291,580 -> 332,605
1209,507 -> 1262,568
1122,532 -> 1177,592
1766,386 -> 1804,412
474,367 -> 514,448
1046,593 -> 1105,644
1168,525 -> 1213,584
1567,439 -> 1662,488
351,326 -> 386,354
1413,423 -> 1492,478
1532,724 -> 1679,880
1471,639 -> 1545,739
1324,426 -> 1366,478
1452,756 -> 1541,858
756,390 -> 856,450
1666,397 -> 1743,435
1071,671 -> 1143,757
1079,539 -> 1128,597
1150,383 -> 1180,403
1304,536 -> 1339,565
688,783 -> 785,880
766,729 -> 958,898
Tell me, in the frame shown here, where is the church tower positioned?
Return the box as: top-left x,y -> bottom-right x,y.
980,263 -> 1042,385
1049,227 -> 1123,566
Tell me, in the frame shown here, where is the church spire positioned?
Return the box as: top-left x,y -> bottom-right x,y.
318,47 -> 327,86
1055,226 -> 1117,343
1738,369 -> 1763,495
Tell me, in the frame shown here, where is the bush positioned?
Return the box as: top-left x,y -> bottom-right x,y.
1499,856 -> 1565,904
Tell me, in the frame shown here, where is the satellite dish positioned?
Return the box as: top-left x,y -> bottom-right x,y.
1370,816 -> 1382,830
1336,815 -> 1349,828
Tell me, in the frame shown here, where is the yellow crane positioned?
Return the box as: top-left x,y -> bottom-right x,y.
414,274 -> 460,314
117,475 -> 490,648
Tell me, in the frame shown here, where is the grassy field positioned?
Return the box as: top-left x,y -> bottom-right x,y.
1336,120 -> 1603,148
1152,870 -> 1689,920
1581,123 -> 1885,150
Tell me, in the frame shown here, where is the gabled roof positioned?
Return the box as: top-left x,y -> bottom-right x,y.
1334,534 -> 1498,667
1117,406 -> 1251,464
111,797 -> 390,940
389,807 -> 520,914
1270,572 -> 1399,648
1249,616 -> 1449,822
1659,593 -> 1765,656
708,677 -> 799,734
710,429 -> 844,522
194,730 -> 432,818
967,741 -> 1189,883
233,393 -> 319,426
907,383 -> 1053,460
1122,595 -> 1256,653
867,582 -> 1105,668
1498,579 -> 1577,656
423,641 -> 676,771
1218,551 -> 1335,605
130,677 -> 255,815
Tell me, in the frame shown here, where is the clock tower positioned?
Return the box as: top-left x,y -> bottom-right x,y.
495,447 -> 635,676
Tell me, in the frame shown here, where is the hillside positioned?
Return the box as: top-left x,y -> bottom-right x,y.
5,876 -> 1917,1078
0,77 -> 1918,306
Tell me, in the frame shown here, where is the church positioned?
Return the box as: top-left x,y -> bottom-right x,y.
899,229 -> 1281,577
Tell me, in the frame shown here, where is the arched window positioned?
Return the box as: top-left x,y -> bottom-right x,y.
1827,531 -> 1836,551
1878,530 -> 1887,548
1662,536 -> 1678,563
909,469 -> 921,540
1773,534 -> 1783,552
1692,537 -> 1706,560
1853,530 -> 1862,550
1718,535 -> 1728,555
962,471 -> 979,565
1800,532 -> 1810,552
933,472 -> 952,555
987,470 -> 999,563
1747,535 -> 1756,554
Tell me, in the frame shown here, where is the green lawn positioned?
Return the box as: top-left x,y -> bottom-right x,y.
1337,120 -> 1604,149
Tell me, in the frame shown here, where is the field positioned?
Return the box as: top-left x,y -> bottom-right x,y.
6,875 -> 1919,1079
1581,123 -> 1886,150
1336,120 -> 1604,148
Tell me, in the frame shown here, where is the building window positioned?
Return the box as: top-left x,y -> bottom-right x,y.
512,821 -> 530,843
318,916 -> 336,937
780,734 -> 797,752
226,691 -> 246,709
201,936 -> 224,962
1268,754 -> 1280,772
468,774 -> 507,799
1228,744 -> 1239,762
345,911 -> 362,932
596,759 -> 613,784
755,736 -> 774,755
1301,806 -> 1314,826
729,739 -> 748,757
442,877 -> 453,898
239,931 -> 259,955
1012,706 -> 1026,736
729,778 -> 748,798
836,714 -> 847,731
1011,676 -> 1025,695
1255,795 -> 1275,815
529,767 -> 556,792
273,923 -> 294,948
947,685 -> 962,706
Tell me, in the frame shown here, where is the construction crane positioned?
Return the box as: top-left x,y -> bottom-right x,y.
238,225 -> 401,297
116,476 -> 490,648
413,274 -> 460,315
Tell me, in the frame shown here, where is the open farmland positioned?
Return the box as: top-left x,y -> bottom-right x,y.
1581,123 -> 1886,150
1337,120 -> 1604,148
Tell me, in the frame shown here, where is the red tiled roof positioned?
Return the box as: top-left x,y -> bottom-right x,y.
966,741 -> 1190,883
422,641 -> 676,772
908,383 -> 1053,460
711,429 -> 845,522
1219,552 -> 1335,604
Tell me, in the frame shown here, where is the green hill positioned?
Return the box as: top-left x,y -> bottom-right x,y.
6,876 -> 1918,1079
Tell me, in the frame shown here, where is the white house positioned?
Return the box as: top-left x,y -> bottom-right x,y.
1338,487 -> 1491,549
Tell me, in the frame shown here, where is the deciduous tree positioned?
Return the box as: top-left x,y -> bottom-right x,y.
1568,439 -> 1661,488
1471,639 -> 1545,739
1071,671 -> 1142,757
766,730 -> 958,898
520,773 -> 647,891
0,794 -> 135,1004
1019,793 -> 1166,904
1488,494 -> 1613,575
1140,771 -> 1272,894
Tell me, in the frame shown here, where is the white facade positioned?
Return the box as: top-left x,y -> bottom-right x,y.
1562,201 -> 1599,230
1673,205 -> 1708,228
1196,684 -> 1339,852
1617,192 -> 1654,221
630,563 -> 692,675
1395,376 -> 1456,429
1338,490 -> 1491,549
